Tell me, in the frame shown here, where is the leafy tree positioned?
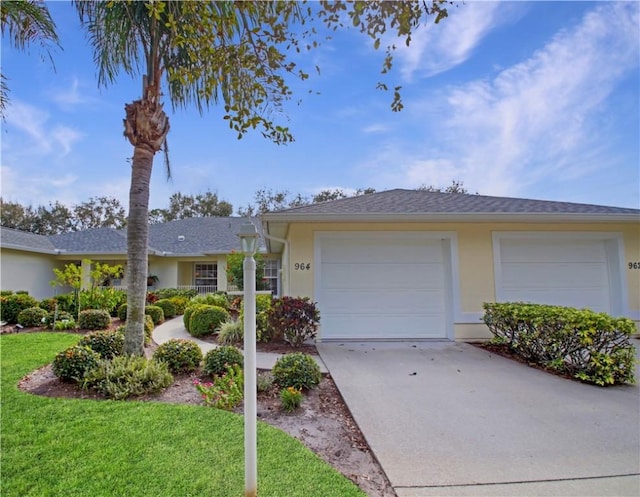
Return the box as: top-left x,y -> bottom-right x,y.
237,188 -> 309,216
72,196 -> 127,231
75,0 -> 449,356
0,198 -> 38,232
417,180 -> 472,194
148,190 -> 232,224
0,0 -> 59,117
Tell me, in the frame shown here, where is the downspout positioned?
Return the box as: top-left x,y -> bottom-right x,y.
261,232 -> 289,296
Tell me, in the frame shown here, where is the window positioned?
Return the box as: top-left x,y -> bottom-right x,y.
263,259 -> 279,295
194,263 -> 217,292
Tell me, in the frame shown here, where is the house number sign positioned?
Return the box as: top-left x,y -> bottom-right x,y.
294,262 -> 311,271
629,262 -> 640,270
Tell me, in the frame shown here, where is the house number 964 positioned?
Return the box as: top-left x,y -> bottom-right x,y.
294,262 -> 311,271
629,262 -> 640,270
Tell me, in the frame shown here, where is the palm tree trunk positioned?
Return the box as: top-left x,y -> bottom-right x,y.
122,98 -> 169,356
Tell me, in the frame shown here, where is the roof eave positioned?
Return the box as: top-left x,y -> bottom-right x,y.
0,244 -> 58,254
262,212 -> 640,223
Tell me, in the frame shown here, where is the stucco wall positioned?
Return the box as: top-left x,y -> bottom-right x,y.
0,249 -> 61,300
283,221 -> 639,340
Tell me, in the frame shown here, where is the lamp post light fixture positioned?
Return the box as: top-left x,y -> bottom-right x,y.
238,222 -> 259,497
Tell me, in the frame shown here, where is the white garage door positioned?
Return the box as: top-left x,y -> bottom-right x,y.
496,237 -> 615,313
316,233 -> 451,340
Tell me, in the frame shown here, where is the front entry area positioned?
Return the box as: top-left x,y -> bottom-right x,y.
314,232 -> 454,340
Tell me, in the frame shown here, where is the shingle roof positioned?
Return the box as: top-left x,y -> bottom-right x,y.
49,228 -> 128,253
1,217 -> 264,256
148,217 -> 265,255
264,189 -> 640,216
0,227 -> 56,252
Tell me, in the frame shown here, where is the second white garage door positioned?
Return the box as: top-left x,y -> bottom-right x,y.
315,232 -> 452,340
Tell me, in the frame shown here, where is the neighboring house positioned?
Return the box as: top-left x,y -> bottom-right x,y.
2,190 -> 639,341
261,189 -> 640,341
0,217 -> 277,300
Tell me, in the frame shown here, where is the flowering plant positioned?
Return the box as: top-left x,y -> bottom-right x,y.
280,386 -> 303,412
193,364 -> 244,410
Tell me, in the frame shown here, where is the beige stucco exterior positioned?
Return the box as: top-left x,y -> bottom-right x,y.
279,221 -> 639,340
0,249 -> 64,300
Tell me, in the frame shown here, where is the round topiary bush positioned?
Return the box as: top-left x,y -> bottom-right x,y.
0,293 -> 39,324
17,306 -> 48,327
77,330 -> 124,359
167,296 -> 189,315
203,345 -> 244,377
52,345 -> 101,383
188,305 -> 230,338
272,352 -> 322,390
145,305 -> 165,325
183,303 -> 209,332
153,339 -> 203,374
154,299 -> 177,319
78,309 -> 111,330
117,303 -> 128,321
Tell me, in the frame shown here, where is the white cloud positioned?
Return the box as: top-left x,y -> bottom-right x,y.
395,1 -> 521,80
362,123 -> 389,134
364,2 -> 639,199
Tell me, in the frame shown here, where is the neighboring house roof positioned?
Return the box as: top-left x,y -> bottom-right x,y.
0,227 -> 57,253
0,217 -> 263,257
148,216 -> 265,255
49,228 -> 128,253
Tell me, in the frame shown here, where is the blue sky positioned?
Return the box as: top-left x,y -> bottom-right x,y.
2,1 -> 639,212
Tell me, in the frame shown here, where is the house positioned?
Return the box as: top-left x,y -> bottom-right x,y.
1,189 -> 638,341
0,217 -> 278,300
261,189 -> 639,341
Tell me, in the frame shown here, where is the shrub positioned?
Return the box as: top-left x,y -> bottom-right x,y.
17,307 -> 48,327
144,315 -> 154,345
193,364 -> 243,410
154,299 -> 177,319
168,296 -> 189,315
280,386 -> 303,412
154,288 -> 197,300
54,292 -> 78,315
240,294 -> 274,342
117,303 -> 128,321
53,319 -> 77,331
78,309 -> 111,330
190,292 -> 230,310
483,302 -> 637,386
82,356 -> 173,400
268,297 -> 320,347
189,305 -> 230,338
218,319 -> 244,344
183,303 -> 209,332
0,293 -> 39,324
272,353 -> 321,390
77,330 -> 124,359
153,339 -> 203,374
203,345 -> 244,377
39,297 -> 58,312
145,305 -> 165,325
52,345 -> 101,383
257,371 -> 274,393
0,290 -> 13,297
44,310 -> 74,329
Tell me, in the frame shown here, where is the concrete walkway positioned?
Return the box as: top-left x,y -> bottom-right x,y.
318,341 -> 640,497
152,316 -> 327,373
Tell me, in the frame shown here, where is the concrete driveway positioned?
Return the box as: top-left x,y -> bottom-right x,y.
317,341 -> 640,497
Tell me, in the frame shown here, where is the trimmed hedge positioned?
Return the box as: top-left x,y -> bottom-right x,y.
482,302 -> 637,386
183,303 -> 210,332
17,307 -> 48,327
203,345 -> 244,377
78,309 -> 111,331
272,352 -> 322,390
145,305 -> 165,325
78,330 -> 124,359
154,299 -> 177,319
153,339 -> 202,374
0,293 -> 39,324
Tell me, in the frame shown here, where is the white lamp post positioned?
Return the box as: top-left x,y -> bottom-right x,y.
238,222 -> 259,497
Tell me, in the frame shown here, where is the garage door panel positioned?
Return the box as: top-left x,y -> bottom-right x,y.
497,237 -> 612,313
501,262 -> 608,288
317,233 -> 451,340
321,262 -> 445,290
322,289 -> 446,313
322,313 -> 446,340
501,239 -> 606,263
321,238 -> 444,264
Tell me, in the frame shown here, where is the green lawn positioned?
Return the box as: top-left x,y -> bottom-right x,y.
1,333 -> 365,497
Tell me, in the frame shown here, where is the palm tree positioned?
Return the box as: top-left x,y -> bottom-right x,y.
0,0 -> 59,117
75,1 -> 308,355
75,1 -> 449,356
